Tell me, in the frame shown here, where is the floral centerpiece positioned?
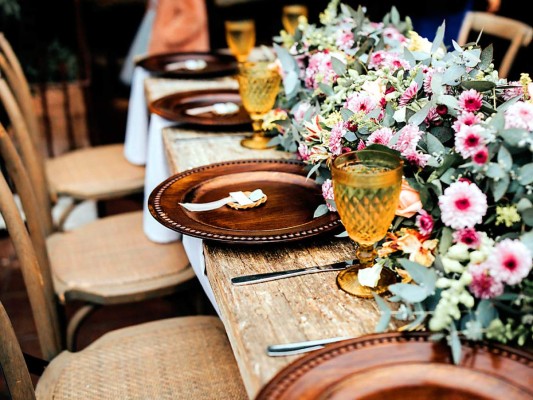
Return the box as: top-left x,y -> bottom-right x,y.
271,0 -> 533,361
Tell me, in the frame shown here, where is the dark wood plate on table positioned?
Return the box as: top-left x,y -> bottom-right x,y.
136,52 -> 238,78
256,332 -> 533,400
148,159 -> 341,244
149,89 -> 253,128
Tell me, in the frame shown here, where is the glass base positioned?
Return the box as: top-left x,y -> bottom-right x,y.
240,134 -> 275,150
336,264 -> 397,298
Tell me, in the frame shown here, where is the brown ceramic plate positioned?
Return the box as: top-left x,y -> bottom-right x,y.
149,89 -> 253,128
256,332 -> 533,400
136,51 -> 238,78
148,159 -> 341,244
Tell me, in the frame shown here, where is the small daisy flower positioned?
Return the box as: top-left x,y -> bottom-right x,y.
453,228 -> 482,249
455,125 -> 486,158
322,179 -> 337,212
489,239 -> 532,285
452,111 -> 482,133
344,93 -> 378,114
458,89 -> 483,112
439,181 -> 487,229
468,263 -> 504,299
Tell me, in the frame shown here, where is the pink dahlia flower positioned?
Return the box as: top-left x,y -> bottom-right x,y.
415,210 -> 434,236
439,181 -> 487,229
344,93 -> 378,115
504,101 -> 533,131
489,239 -> 532,285
329,122 -> 346,156
398,82 -> 419,107
455,125 -> 485,158
297,142 -> 311,161
322,179 -> 337,212
366,127 -> 393,146
458,89 -> 483,112
393,124 -> 422,155
472,146 -> 489,165
453,228 -> 482,249
468,263 -> 504,299
452,111 -> 482,133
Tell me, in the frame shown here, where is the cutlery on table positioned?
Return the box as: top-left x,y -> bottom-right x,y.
165,59 -> 207,71
179,188 -> 265,212
267,336 -> 352,357
185,102 -> 240,116
231,261 -> 350,286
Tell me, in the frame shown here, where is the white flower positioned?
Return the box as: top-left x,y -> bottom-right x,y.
358,262 -> 383,287
438,181 -> 487,229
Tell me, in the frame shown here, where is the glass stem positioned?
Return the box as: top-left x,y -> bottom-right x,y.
251,118 -> 263,133
356,244 -> 376,268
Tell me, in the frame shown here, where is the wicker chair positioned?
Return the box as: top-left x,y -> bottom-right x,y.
0,176 -> 247,398
457,11 -> 533,79
0,122 -> 195,352
0,33 -> 145,230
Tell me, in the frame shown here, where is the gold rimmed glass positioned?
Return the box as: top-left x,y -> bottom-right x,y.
225,19 -> 256,63
331,150 -> 403,298
282,4 -> 308,35
237,61 -> 281,149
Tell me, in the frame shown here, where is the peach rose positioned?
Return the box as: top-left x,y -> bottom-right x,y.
396,179 -> 423,218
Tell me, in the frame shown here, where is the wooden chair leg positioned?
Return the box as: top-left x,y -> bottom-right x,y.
55,198 -> 82,232
66,304 -> 98,352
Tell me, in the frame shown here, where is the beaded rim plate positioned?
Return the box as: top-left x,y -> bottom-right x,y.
148,159 -> 342,244
136,51 -> 238,78
255,332 -> 533,400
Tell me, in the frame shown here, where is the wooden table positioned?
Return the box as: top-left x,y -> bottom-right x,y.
162,126 -> 390,398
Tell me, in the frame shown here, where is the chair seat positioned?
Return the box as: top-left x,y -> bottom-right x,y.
35,316 -> 247,400
45,143 -> 145,200
47,211 -> 194,303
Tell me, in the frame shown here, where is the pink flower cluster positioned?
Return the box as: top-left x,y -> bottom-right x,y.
368,50 -> 410,72
321,179 -> 337,212
469,239 -> 532,299
305,51 -> 339,89
504,101 -> 533,131
453,97 -> 489,166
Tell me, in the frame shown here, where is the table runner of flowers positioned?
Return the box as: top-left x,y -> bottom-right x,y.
267,0 -> 532,361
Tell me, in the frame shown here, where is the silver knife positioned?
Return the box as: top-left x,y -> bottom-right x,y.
267,336 -> 352,357
231,261 -> 349,286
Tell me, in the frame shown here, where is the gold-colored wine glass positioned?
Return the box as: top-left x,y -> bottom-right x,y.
237,61 -> 281,149
282,4 -> 308,35
225,19 -> 256,63
331,150 -> 403,298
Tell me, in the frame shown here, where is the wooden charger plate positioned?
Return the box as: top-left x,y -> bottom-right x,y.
149,89 -> 253,128
136,51 -> 238,78
148,159 -> 341,244
256,332 -> 533,400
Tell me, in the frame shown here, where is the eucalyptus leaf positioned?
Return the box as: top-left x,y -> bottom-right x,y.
399,302 -> 426,332
442,65 -> 466,85
335,230 -> 349,238
331,57 -> 347,76
431,22 -> 445,54
485,162 -> 506,179
388,283 -> 430,303
439,227 -> 453,254
436,95 -> 459,115
476,300 -> 498,328
518,163 -> 533,185
521,207 -> 533,227
375,312 -> 392,333
520,231 -> 533,253
340,107 -> 354,121
364,144 -> 401,157
267,135 -> 281,147
397,259 -> 436,293
426,132 -> 446,155
497,95 -> 521,112
462,48 -> 481,67
344,131 -> 357,141
460,80 -> 496,92
306,162 -> 322,179
429,126 -> 453,143
497,146 -> 513,171
491,174 -> 510,202
479,44 -> 493,70
439,168 -> 456,185
318,83 -> 334,97
408,102 -> 432,127
448,327 -> 462,365
403,47 -> 416,68
313,204 -> 329,218
500,129 -> 526,147
516,198 -> 532,212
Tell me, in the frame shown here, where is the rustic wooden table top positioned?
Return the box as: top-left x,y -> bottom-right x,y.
154,78 -> 389,398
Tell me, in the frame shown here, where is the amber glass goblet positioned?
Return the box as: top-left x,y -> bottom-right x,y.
282,4 -> 308,35
331,150 -> 403,298
237,61 -> 281,149
225,19 -> 256,63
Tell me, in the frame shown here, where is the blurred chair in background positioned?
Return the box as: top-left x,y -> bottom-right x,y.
457,11 -> 533,78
